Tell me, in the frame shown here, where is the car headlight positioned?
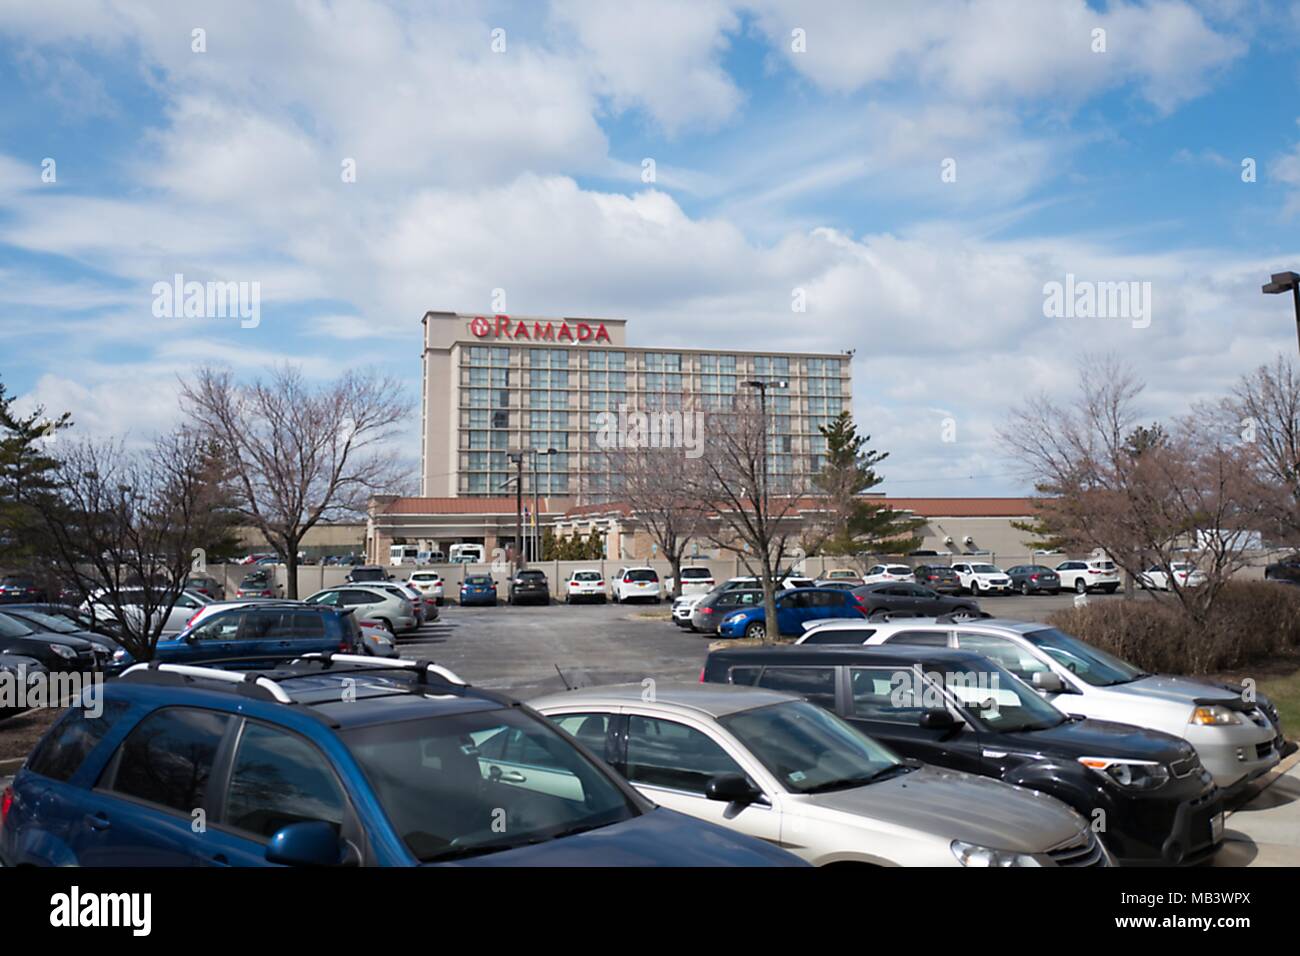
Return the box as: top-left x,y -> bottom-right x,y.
50,643 -> 76,659
950,840 -> 1042,867
1190,704 -> 1243,726
90,642 -> 110,655
1078,757 -> 1169,790
112,647 -> 127,660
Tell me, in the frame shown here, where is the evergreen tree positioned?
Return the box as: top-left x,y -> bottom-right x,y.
0,379 -> 71,567
812,411 -> 924,556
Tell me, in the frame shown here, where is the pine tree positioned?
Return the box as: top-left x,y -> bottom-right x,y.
0,379 -> 71,567
812,411 -> 924,556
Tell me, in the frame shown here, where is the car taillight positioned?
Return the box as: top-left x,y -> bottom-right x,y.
698,668 -> 706,683
338,638 -> 350,651
1,786 -> 12,825
623,577 -> 632,583
1030,575 -> 1039,581
700,607 -> 714,614
186,611 -> 201,627
854,605 -> 870,617
1088,569 -> 1100,574
596,581 -> 604,587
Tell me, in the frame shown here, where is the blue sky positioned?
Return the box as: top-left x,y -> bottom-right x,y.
2,0 -> 1300,495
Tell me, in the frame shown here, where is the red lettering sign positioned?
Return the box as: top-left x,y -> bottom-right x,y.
467,314 -> 611,345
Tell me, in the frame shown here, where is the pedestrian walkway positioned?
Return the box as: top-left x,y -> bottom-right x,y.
1214,750 -> 1300,866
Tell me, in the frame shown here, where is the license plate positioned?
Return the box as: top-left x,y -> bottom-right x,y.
1211,812 -> 1224,842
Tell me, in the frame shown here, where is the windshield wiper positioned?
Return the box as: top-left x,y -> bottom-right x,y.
422,840 -> 523,862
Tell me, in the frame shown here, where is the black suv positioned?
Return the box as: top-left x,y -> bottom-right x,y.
703,644 -> 1223,866
509,569 -> 550,605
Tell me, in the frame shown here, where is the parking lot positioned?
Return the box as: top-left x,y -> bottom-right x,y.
395,589 -> 1118,698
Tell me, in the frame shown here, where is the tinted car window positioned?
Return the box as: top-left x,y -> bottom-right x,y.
0,612 -> 34,637
287,611 -> 327,639
192,611 -> 243,641
727,666 -> 762,686
27,701 -> 130,782
850,667 -> 927,723
625,716 -> 745,795
549,712 -> 613,755
224,723 -> 346,840
107,708 -> 231,813
626,570 -> 658,582
801,628 -> 873,645
754,666 -> 838,709
956,632 -> 1052,682
882,630 -> 949,647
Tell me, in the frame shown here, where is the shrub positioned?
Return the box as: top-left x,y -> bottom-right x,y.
1045,582 -> 1300,675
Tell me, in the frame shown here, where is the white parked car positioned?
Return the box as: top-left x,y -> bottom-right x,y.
671,592 -> 707,627
1138,563 -> 1207,591
861,564 -> 914,585
610,567 -> 662,603
564,569 -> 606,604
406,570 -> 445,605
950,561 -> 1012,596
303,584 -> 418,633
811,616 -> 1285,793
1055,558 -> 1121,594
532,683 -> 1105,867
666,566 -> 715,596
81,588 -> 212,635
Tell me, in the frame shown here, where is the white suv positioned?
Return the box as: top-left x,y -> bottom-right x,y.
802,617 -> 1286,792
406,570 -> 445,606
1055,559 -> 1120,594
861,564 -> 913,585
610,567 -> 662,603
1138,562 -> 1207,591
667,566 -> 715,596
531,683 -> 1102,867
950,562 -> 1012,596
564,569 -> 606,604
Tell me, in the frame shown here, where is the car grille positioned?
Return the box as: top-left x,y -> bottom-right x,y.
1048,831 -> 1107,867
1256,742 -> 1275,760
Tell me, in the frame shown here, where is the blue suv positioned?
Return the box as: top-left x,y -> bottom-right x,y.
108,604 -> 361,673
716,587 -> 868,640
0,655 -> 802,867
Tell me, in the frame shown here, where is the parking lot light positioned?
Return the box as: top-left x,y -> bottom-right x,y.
1261,270 -> 1300,355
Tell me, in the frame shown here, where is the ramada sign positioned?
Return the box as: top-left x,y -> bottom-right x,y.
468,314 -> 611,344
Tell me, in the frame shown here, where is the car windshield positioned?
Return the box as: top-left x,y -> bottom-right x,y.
720,700 -> 904,794
935,664 -> 1066,732
627,570 -> 658,581
351,568 -> 385,580
573,572 -> 601,582
8,610 -> 79,634
681,568 -> 711,578
0,613 -> 35,637
518,571 -> 546,581
342,708 -> 637,862
1022,627 -> 1146,686
970,564 -> 1000,574
465,576 -> 493,586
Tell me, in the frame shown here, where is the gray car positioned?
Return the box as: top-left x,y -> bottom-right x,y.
532,683 -> 1106,867
303,585 -> 418,633
690,588 -> 763,633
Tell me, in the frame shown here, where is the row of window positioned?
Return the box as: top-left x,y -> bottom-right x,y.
464,346 -> 847,380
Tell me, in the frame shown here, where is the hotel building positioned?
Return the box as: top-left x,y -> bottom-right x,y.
420,309 -> 854,504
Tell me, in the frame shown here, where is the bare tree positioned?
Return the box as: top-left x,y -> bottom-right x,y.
688,395 -> 808,640
1000,354 -> 1264,624
35,429 -> 232,662
181,365 -> 409,597
1211,356 -> 1300,542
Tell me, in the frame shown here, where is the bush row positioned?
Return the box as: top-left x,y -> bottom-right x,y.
1045,582 -> 1300,675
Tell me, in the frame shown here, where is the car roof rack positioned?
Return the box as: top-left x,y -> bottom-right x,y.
119,661 -> 293,703
290,652 -> 469,687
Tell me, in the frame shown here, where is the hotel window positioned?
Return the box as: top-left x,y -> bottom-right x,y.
467,430 -> 488,450
754,356 -> 790,378
467,388 -> 488,408
644,352 -> 681,372
491,431 -> 508,450
465,473 -> 488,494
589,351 -> 626,370
492,410 -> 508,429
466,409 -> 489,428
645,372 -> 682,393
490,347 -> 510,366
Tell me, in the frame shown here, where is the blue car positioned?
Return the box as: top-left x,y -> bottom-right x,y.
459,574 -> 498,606
0,655 -> 802,867
716,587 -> 868,640
107,604 -> 361,674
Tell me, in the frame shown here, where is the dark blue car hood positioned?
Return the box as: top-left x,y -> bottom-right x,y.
442,807 -> 803,867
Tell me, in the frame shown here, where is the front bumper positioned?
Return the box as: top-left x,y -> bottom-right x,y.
1102,777 -> 1223,866
1190,723 -> 1283,791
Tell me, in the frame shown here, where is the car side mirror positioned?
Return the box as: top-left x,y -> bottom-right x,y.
265,821 -> 347,867
705,772 -> 762,805
919,708 -> 958,730
1032,671 -> 1065,693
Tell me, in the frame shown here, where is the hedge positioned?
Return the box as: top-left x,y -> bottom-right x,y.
1045,582 -> 1300,675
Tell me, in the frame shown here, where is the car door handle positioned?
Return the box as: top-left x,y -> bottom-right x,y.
492,768 -> 527,783
84,812 -> 111,831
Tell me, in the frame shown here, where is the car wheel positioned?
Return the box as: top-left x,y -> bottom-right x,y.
1020,582 -> 1031,596
744,621 -> 766,640
1074,579 -> 1086,594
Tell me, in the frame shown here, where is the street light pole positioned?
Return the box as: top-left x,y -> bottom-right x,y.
507,453 -> 524,572
529,447 -> 559,562
1262,271 -> 1300,356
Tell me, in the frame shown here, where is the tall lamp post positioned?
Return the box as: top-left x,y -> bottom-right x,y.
506,452 -> 524,572
529,447 -> 559,561
1261,271 -> 1300,356
740,379 -> 789,511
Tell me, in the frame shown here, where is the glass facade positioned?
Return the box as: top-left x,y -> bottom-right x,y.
455,345 -> 851,498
